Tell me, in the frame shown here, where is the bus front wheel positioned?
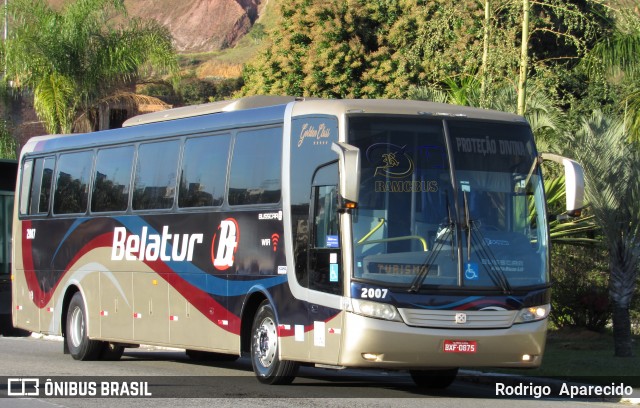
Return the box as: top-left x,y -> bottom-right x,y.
250,300 -> 299,384
66,292 -> 103,361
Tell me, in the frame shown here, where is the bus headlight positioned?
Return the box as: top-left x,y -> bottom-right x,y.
515,304 -> 550,323
351,299 -> 402,322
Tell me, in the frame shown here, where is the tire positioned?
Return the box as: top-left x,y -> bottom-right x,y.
186,349 -> 239,362
100,342 -> 125,361
65,292 -> 103,361
250,300 -> 299,385
410,368 -> 459,389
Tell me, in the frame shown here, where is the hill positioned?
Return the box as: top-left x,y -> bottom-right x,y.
48,0 -> 268,53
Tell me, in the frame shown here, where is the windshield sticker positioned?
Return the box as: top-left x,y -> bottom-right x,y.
482,259 -> 524,273
330,264 -> 339,282
366,143 -> 414,178
465,263 -> 480,280
367,143 -> 440,193
456,137 -> 527,157
375,180 -> 438,193
460,181 -> 471,192
326,235 -> 339,248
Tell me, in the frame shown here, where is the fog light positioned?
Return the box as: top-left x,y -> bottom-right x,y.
362,353 -> 382,361
522,354 -> 531,362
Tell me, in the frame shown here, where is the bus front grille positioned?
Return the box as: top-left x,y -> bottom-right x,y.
397,308 -> 517,329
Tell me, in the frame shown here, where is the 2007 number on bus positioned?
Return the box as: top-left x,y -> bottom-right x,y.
360,288 -> 388,299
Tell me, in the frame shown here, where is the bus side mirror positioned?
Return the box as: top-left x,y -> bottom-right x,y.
541,152 -> 585,217
331,142 -> 360,208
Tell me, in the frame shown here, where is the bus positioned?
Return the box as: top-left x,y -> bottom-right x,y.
1,159 -> 17,331
12,96 -> 584,386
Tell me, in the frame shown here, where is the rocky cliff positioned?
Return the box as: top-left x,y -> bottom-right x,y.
50,0 -> 263,53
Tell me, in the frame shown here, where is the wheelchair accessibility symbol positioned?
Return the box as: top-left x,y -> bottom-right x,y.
465,263 -> 479,280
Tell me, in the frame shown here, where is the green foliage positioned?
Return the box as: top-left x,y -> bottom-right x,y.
147,77 -> 244,106
570,111 -> 640,356
241,0 -> 610,105
2,0 -> 179,134
581,8 -> 640,141
0,120 -> 17,159
550,244 -> 610,331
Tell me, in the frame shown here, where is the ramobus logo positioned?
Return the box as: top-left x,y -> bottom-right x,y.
111,226 -> 203,262
212,218 -> 240,270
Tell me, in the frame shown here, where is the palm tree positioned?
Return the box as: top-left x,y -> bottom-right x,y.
571,111 -> 640,357
583,8 -> 640,142
2,0 -> 178,134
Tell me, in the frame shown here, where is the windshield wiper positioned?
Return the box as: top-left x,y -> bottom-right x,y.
467,222 -> 513,294
408,225 -> 453,293
409,193 -> 455,293
460,188 -> 512,294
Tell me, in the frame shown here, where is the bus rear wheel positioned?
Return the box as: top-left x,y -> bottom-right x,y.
409,368 -> 458,389
250,300 -> 298,384
66,292 -> 103,361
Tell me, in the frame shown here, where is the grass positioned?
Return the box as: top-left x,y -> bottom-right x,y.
489,327 -> 640,386
177,0 -> 284,79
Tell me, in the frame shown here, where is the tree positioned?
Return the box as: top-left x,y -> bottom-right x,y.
0,119 -> 16,159
583,7 -> 640,141
571,112 -> 640,357
1,0 -> 178,134
241,0 -> 606,111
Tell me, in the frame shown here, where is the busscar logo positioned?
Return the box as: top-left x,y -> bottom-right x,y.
212,218 -> 240,270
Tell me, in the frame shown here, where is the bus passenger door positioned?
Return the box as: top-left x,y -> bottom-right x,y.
306,169 -> 344,365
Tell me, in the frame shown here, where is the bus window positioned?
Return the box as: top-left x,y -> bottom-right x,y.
54,151 -> 93,215
132,140 -> 180,210
228,127 -> 282,206
179,134 -> 230,208
92,146 -> 134,213
25,156 -> 56,215
18,159 -> 33,215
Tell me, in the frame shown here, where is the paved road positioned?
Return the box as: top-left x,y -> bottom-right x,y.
0,335 -> 632,408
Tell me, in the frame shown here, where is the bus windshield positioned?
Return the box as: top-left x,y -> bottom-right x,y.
350,116 -> 548,291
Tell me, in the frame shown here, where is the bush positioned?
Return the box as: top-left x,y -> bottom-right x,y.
178,78 -> 244,106
550,244 -> 610,331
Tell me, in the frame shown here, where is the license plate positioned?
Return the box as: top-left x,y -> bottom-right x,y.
443,340 -> 477,353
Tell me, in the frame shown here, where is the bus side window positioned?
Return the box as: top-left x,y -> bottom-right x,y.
179,134 -> 230,208
92,146 -> 134,213
19,159 -> 33,215
133,140 -> 180,210
54,151 -> 93,215
23,156 -> 55,215
228,127 -> 282,206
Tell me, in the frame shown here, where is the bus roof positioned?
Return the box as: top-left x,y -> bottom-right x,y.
21,96 -> 527,157
122,95 -> 304,127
